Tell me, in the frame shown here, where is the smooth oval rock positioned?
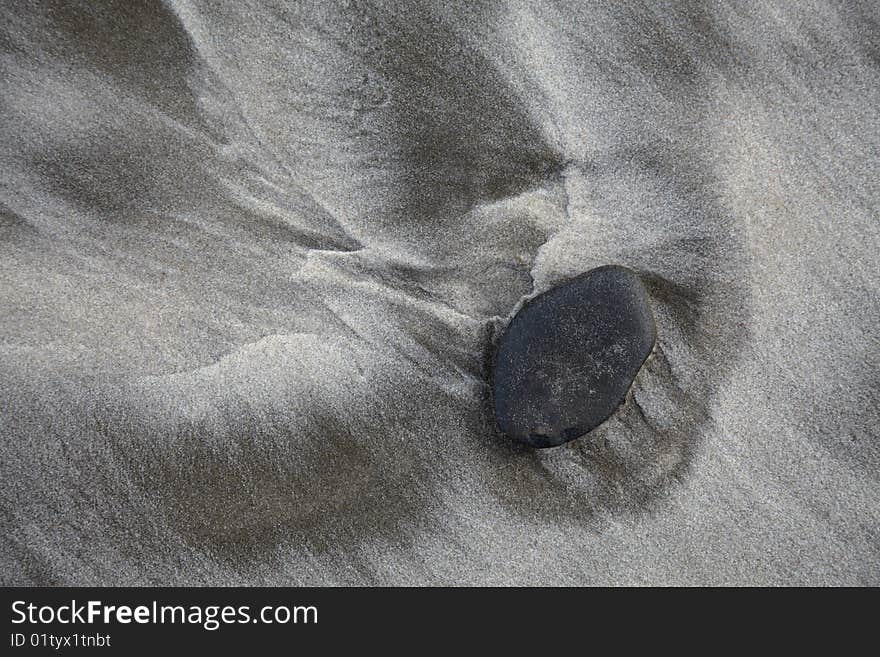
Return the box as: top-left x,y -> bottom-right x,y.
492,265 -> 656,448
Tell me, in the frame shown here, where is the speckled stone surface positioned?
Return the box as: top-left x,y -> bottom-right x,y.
493,265 -> 655,447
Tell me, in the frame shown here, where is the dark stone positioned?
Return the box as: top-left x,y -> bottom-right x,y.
492,265 -> 656,448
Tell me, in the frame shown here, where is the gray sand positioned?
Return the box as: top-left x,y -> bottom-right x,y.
1,0 -> 878,585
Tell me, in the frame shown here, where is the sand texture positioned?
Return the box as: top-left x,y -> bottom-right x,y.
1,0 -> 878,585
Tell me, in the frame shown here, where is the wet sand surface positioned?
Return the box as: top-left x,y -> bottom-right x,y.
1,0 -> 878,585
